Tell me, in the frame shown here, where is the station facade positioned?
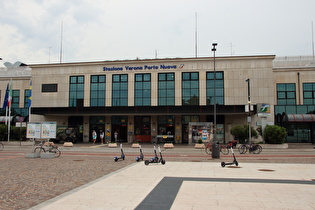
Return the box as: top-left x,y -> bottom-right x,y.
1,55 -> 315,144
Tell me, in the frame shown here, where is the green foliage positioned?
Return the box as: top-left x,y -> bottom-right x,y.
0,124 -> 7,140
0,125 -> 26,141
263,125 -> 287,144
230,124 -> 258,143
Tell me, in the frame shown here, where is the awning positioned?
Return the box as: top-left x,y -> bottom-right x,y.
286,114 -> 315,122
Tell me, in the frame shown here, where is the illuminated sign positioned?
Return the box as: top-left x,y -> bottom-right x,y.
103,64 -> 184,71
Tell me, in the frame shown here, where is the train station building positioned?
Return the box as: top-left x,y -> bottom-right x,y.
1,55 -> 315,144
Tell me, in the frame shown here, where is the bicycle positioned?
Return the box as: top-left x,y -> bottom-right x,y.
202,142 -> 231,155
238,143 -> 262,154
0,142 -> 4,151
34,141 -> 61,157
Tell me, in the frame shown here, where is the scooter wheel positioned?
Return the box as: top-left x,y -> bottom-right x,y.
144,160 -> 149,165
161,160 -> 166,165
221,162 -> 226,167
235,161 -> 238,166
114,157 -> 118,162
136,157 -> 139,162
122,155 -> 125,160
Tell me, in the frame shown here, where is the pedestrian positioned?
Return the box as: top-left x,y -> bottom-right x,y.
114,130 -> 118,142
100,130 -> 104,144
92,130 -> 97,145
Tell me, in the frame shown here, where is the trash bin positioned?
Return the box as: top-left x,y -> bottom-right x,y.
212,142 -> 220,158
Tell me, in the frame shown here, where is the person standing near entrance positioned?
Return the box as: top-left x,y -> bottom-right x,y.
100,130 -> 104,144
114,130 -> 118,142
92,130 -> 97,145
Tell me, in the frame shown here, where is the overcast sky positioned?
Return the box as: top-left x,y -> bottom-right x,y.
1,0 -> 315,64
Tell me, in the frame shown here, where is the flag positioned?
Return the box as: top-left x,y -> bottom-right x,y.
28,80 -> 32,108
2,83 -> 9,109
8,80 -> 12,108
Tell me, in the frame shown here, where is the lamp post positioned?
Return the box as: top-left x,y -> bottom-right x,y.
211,41 -> 220,158
245,78 -> 251,144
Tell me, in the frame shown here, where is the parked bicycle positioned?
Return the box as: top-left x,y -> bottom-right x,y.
0,142 -> 4,151
202,141 -> 236,155
34,141 -> 61,157
238,143 -> 262,154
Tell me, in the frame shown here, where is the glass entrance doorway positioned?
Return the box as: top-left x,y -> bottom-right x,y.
111,116 -> 128,142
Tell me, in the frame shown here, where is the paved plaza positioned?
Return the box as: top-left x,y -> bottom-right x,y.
0,143 -> 314,209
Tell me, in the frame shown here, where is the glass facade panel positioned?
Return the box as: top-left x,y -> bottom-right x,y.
276,83 -> 296,105
134,74 -> 151,106
206,71 -> 224,105
158,73 -> 175,106
69,76 -> 84,107
303,83 -> 315,105
182,72 -> 199,106
112,74 -> 128,106
12,90 -> 20,108
90,75 -> 106,107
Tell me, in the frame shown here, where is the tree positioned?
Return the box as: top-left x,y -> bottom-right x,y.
230,124 -> 258,143
263,125 -> 287,144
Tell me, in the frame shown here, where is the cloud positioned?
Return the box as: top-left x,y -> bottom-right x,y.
1,0 -> 315,64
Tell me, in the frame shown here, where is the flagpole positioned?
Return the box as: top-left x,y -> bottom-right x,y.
7,79 -> 12,142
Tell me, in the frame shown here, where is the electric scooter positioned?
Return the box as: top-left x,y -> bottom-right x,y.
221,146 -> 238,167
114,144 -> 125,162
135,145 -> 144,162
144,144 -> 165,165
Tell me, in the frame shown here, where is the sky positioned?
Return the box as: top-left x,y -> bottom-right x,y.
1,0 -> 315,65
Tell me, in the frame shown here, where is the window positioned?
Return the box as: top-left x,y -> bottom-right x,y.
112,74 -> 128,106
303,83 -> 315,105
158,73 -> 175,106
135,74 -> 151,106
90,75 -> 106,107
11,90 -> 20,108
182,72 -> 199,105
42,84 -> 58,92
69,76 -> 84,107
206,71 -> 224,105
277,83 -> 296,105
24,89 -> 31,108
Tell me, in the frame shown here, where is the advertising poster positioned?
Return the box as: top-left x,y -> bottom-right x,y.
41,122 -> 57,139
26,122 -> 41,139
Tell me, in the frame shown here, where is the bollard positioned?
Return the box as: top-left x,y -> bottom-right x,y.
211,142 -> 220,158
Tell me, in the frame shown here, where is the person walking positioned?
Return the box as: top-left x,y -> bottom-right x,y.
100,130 -> 104,144
92,130 -> 97,145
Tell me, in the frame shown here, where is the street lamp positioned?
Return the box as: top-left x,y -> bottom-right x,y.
211,41 -> 220,158
245,78 -> 251,144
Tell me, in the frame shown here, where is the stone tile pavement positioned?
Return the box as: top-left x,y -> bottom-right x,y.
29,161 -> 315,210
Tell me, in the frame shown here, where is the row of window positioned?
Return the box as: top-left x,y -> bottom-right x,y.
276,83 -> 315,105
8,79 -> 315,109
67,72 -> 224,107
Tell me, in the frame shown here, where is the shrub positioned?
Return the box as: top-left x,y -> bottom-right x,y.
263,125 -> 287,144
230,124 -> 258,143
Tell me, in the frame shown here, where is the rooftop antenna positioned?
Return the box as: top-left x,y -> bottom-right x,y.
195,12 -> 198,58
59,21 -> 63,63
155,49 -> 158,59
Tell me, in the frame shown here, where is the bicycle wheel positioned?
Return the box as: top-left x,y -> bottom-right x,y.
205,146 -> 212,155
51,148 -> 61,157
252,145 -> 262,154
34,147 -> 45,154
220,146 -> 229,155
238,144 -> 247,154
0,142 -> 4,151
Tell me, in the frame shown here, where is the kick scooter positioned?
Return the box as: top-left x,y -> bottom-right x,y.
135,145 -> 144,162
114,144 -> 125,162
221,146 -> 238,167
144,144 -> 165,165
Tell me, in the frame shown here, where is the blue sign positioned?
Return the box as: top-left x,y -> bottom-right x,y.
103,64 -> 183,71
